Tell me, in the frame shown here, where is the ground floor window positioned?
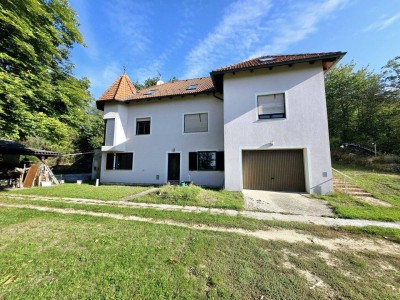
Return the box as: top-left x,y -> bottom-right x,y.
189,151 -> 224,171
106,153 -> 133,170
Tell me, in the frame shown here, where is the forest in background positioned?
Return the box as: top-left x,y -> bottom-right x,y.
1,1 -> 399,159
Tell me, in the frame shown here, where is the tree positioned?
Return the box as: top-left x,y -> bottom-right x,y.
134,77 -> 160,90
326,58 -> 400,154
0,0 -> 91,153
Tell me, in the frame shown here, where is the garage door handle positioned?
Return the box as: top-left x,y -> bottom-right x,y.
271,177 -> 275,180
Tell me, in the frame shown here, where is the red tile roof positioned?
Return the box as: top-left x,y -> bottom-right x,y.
124,77 -> 215,101
98,74 -> 137,101
96,52 -> 345,110
212,52 -> 346,73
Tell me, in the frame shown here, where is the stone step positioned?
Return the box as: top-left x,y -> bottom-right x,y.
335,187 -> 364,192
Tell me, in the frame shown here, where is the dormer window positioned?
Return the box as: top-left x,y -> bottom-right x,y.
186,84 -> 199,90
143,89 -> 156,95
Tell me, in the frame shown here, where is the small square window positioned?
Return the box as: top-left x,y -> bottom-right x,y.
257,93 -> 285,119
136,117 -> 151,135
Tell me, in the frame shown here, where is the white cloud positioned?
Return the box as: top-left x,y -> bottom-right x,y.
104,0 -> 151,54
184,0 -> 348,78
363,12 -> 400,32
184,0 -> 273,78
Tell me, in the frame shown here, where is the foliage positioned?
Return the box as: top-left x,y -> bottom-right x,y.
135,185 -> 244,209
326,58 -> 400,154
133,76 -> 160,90
75,107 -> 104,152
0,0 -> 92,153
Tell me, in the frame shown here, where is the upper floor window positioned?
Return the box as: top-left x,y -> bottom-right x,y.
257,93 -> 286,119
136,117 -> 151,135
184,113 -> 208,133
104,118 -> 115,146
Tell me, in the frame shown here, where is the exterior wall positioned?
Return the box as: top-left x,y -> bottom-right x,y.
223,62 -> 333,194
100,95 -> 224,187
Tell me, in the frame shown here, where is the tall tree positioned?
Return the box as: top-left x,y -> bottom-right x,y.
326,58 -> 400,154
0,0 -> 91,153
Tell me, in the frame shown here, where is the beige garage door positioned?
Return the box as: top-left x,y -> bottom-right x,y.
242,150 -> 305,192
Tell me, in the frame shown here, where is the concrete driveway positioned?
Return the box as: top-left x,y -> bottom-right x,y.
243,189 -> 334,217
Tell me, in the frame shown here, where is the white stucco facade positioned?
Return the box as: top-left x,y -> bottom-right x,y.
99,59 -> 336,194
223,62 -> 333,194
100,95 -> 225,186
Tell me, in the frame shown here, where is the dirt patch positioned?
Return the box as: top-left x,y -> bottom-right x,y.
355,195 -> 393,207
1,203 -> 400,255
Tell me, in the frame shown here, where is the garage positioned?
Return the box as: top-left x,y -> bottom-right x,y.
242,149 -> 306,192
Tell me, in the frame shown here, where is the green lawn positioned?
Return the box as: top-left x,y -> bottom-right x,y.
131,185 -> 244,210
2,184 -> 244,210
0,207 -> 399,299
316,162 -> 400,222
2,183 -> 150,201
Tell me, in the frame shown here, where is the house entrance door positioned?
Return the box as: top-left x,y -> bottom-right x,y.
168,153 -> 180,181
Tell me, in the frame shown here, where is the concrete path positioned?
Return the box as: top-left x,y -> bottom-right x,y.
243,189 -> 334,217
119,187 -> 159,201
3,194 -> 400,229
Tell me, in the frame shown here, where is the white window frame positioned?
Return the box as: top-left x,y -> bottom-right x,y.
255,91 -> 288,121
135,116 -> 152,136
182,112 -> 209,134
104,118 -> 116,146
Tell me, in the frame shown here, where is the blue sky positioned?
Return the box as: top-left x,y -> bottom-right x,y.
69,0 -> 400,99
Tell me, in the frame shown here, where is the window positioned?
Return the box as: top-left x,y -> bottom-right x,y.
143,89 -> 156,95
189,151 -> 224,171
257,93 -> 285,119
184,113 -> 208,133
136,117 -> 151,135
186,84 -> 199,90
106,153 -> 133,170
104,118 -> 115,146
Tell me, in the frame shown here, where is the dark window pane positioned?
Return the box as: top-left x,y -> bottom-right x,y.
216,151 -> 224,171
189,152 -> 197,171
198,151 -> 216,171
106,153 -> 114,170
115,153 -> 133,170
136,118 -> 151,135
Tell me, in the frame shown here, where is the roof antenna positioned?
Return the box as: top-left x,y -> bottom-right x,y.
123,66 -> 127,74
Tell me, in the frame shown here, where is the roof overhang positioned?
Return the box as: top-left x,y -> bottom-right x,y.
210,52 -> 346,94
0,140 -> 60,158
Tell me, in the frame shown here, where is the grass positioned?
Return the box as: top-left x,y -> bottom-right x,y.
1,196 -> 399,243
2,183 -> 150,201
0,207 -> 399,299
2,184 -> 245,210
131,185 -> 244,210
315,162 -> 400,222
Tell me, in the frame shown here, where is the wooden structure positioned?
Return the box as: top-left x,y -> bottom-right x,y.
0,140 -> 60,188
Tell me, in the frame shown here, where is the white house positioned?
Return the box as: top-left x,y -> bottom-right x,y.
96,52 -> 345,194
